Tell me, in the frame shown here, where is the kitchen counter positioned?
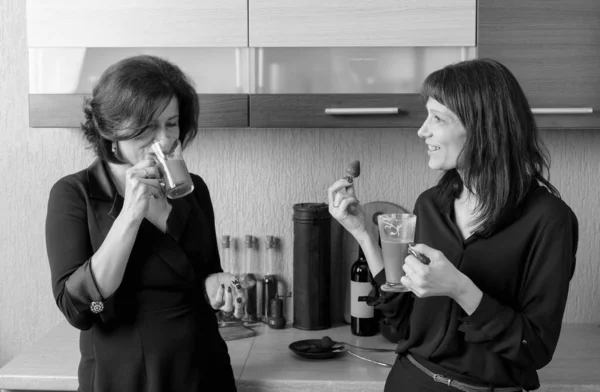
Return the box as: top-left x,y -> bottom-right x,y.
1,321 -> 599,392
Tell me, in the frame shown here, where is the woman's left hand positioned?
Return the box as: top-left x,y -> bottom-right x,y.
400,243 -> 465,299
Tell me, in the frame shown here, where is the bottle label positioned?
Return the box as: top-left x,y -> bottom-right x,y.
350,281 -> 374,318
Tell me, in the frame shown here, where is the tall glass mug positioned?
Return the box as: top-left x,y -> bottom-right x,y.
151,137 -> 194,199
377,213 -> 417,293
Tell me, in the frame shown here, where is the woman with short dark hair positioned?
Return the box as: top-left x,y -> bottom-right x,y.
328,58 -> 578,392
81,55 -> 199,165
46,55 -> 242,392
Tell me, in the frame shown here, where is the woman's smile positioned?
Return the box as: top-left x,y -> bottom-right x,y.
427,144 -> 441,153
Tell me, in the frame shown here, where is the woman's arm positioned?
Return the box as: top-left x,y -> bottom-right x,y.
355,230 -> 385,282
88,212 -> 140,298
46,178 -> 142,330
190,174 -> 222,276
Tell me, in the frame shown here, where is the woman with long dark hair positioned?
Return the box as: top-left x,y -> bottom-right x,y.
328,59 -> 578,391
46,55 -> 244,392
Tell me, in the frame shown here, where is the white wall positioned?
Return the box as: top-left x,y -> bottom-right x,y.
1,0 -> 599,368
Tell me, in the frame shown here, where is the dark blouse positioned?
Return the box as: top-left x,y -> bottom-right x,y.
374,182 -> 578,391
45,159 -> 236,392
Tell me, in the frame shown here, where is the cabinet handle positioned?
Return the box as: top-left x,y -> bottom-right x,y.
531,108 -> 593,114
325,108 -> 399,115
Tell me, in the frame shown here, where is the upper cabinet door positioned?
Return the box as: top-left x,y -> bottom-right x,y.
479,0 -> 600,128
26,0 -> 248,47
249,0 -> 476,47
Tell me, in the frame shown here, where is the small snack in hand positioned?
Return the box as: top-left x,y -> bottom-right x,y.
344,160 -> 361,183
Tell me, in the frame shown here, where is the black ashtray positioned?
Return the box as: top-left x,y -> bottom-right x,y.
288,338 -> 344,360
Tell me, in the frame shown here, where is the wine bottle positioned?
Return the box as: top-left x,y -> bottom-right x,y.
350,246 -> 377,336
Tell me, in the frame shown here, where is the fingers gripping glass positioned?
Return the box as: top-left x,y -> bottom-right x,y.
150,137 -> 194,199
377,213 -> 416,293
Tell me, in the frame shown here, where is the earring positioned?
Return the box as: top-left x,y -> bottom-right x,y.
111,142 -> 117,153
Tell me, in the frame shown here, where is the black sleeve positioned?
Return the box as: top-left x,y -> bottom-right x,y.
458,212 -> 578,370
191,174 -> 222,276
45,179 -> 117,330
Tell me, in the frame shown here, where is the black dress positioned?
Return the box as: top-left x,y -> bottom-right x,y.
45,159 -> 236,392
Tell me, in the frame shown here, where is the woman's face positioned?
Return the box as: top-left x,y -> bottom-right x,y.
417,97 -> 467,171
116,96 -> 180,166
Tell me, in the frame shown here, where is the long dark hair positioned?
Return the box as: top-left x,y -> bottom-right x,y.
421,58 -> 559,236
81,55 -> 199,164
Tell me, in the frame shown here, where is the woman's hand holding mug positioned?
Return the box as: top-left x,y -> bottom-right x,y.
121,157 -> 164,224
401,243 -> 465,299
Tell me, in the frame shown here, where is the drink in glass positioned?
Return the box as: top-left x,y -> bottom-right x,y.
151,137 -> 194,199
377,213 -> 417,292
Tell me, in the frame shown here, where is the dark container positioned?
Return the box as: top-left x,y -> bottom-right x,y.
267,296 -> 287,329
292,203 -> 331,330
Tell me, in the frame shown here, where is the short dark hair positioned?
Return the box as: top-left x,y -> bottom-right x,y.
420,58 -> 559,236
81,55 -> 199,164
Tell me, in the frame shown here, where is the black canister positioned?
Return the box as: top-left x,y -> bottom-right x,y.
292,203 -> 331,330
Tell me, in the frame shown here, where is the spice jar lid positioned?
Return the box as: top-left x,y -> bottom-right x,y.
292,203 -> 330,222
222,235 -> 230,248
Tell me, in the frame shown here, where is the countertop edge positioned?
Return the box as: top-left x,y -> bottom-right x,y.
0,374 -> 78,391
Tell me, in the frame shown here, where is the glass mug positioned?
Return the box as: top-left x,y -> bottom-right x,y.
150,137 -> 194,199
377,213 -> 417,293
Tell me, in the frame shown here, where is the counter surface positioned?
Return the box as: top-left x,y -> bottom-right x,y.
0,321 -> 599,392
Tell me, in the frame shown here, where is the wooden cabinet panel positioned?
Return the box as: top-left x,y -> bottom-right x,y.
26,0 -> 248,47
249,0 -> 476,47
29,95 -> 249,128
479,0 -> 600,128
250,94 -> 426,128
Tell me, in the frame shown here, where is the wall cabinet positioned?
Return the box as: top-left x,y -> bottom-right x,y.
479,0 -> 599,129
29,94 -> 248,128
249,0 -> 476,47
26,0 -> 250,128
250,94 -> 426,128
26,1 -> 598,129
26,0 -> 248,47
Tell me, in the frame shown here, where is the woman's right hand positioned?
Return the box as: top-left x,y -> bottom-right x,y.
120,158 -> 164,224
205,273 -> 254,318
327,178 -> 366,236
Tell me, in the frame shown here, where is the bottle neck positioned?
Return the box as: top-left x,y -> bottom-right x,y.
222,246 -> 231,273
266,246 -> 275,274
245,245 -> 253,273
358,245 -> 366,261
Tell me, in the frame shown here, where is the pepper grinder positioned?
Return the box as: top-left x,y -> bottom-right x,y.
267,294 -> 286,329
